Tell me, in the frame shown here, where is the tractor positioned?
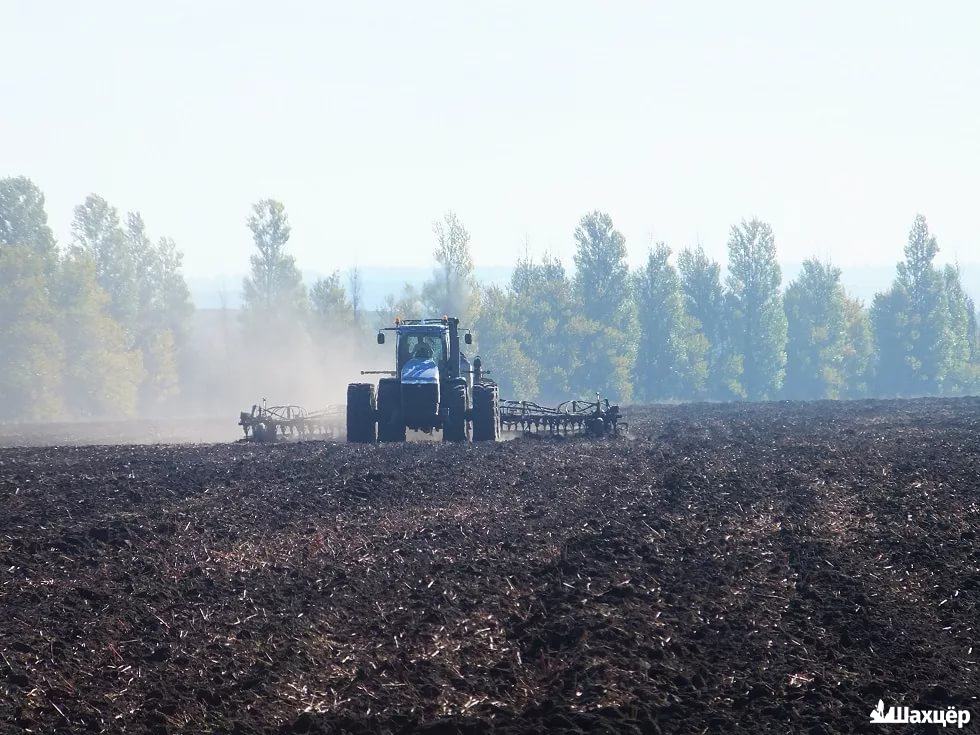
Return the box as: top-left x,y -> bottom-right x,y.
346,316 -> 501,443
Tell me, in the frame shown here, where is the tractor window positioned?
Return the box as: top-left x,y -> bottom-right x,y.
398,334 -> 445,366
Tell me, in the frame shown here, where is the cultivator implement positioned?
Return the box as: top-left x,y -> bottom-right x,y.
239,403 -> 344,442
500,396 -> 625,437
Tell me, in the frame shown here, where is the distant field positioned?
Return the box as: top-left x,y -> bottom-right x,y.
0,398 -> 977,733
0,417 -> 238,447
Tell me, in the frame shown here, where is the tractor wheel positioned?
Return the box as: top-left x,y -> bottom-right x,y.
442,380 -> 469,443
472,382 -> 500,442
346,383 -> 377,443
377,378 -> 406,442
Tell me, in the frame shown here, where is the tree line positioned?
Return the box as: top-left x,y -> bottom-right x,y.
244,200 -> 980,405
0,177 -> 192,420
2,175 -> 978,421
479,212 -> 979,402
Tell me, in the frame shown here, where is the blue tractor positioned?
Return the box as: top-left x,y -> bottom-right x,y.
346,316 -> 501,443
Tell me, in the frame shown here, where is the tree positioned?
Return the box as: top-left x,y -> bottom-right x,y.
348,267 -> 364,327
573,211 -> 631,328
633,244 -> 692,400
310,271 -> 354,324
678,246 -> 741,399
942,264 -> 974,393
378,283 -> 425,325
72,194 -> 137,331
422,211 -> 478,322
472,285 -> 539,399
783,259 -> 847,399
154,235 -> 193,347
120,214 -> 193,409
54,247 -> 143,417
126,213 -> 158,322
510,254 -> 577,400
0,244 -> 63,419
566,317 -> 633,403
570,212 -> 633,401
0,176 -> 57,267
870,285 -> 914,395
967,298 -> 980,391
872,215 -> 954,395
241,199 -> 307,317
841,296 -> 872,398
969,299 -> 979,361
725,219 -> 787,400
896,215 -> 950,392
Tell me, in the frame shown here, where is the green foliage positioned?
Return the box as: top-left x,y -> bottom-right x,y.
154,236 -> 194,344
311,271 -> 354,324
870,285 -> 914,395
783,260 -> 847,399
510,254 -> 577,400
140,329 -> 179,407
348,267 -> 365,327
725,219 -> 787,400
942,265 -> 974,393
0,244 -> 63,419
565,318 -> 633,403
422,212 -> 478,323
72,194 -> 138,330
678,246 -> 741,399
571,212 -> 634,401
894,215 -> 951,393
378,283 -> 425,325
841,296 -> 872,398
573,211 -> 632,329
870,216 -> 971,396
633,244 -> 691,400
7,175 -> 980,419
124,214 -> 193,408
472,285 -> 539,399
55,248 -> 143,417
242,199 -> 308,317
0,176 -> 57,267
966,298 -> 980,391
968,298 -> 979,364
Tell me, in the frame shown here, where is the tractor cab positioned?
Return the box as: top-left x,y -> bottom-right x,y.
396,326 -> 449,382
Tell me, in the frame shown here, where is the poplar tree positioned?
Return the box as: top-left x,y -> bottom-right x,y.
783,259 -> 847,399
242,199 -> 307,317
633,244 -> 691,400
725,219 -> 787,400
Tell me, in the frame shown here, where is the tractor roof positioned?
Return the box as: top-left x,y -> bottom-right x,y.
396,323 -> 447,334
393,318 -> 449,333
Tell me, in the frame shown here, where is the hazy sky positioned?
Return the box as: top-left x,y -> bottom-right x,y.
3,1 -> 979,277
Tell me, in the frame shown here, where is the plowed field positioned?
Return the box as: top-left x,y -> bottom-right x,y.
1,398 -> 978,733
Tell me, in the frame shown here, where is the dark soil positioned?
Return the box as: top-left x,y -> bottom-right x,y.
1,398 -> 978,734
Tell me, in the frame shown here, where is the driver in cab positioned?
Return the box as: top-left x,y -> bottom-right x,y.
412,336 -> 434,360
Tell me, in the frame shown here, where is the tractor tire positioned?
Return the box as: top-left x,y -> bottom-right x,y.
472,382 -> 500,442
442,380 -> 469,443
346,383 -> 377,443
377,378 -> 406,443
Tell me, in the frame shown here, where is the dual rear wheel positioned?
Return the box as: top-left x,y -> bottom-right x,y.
346,380 -> 500,443
377,378 -> 406,442
471,382 -> 500,442
346,383 -> 377,443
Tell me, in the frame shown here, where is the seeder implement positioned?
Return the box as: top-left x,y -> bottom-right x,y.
239,403 -> 344,442
499,396 -> 625,437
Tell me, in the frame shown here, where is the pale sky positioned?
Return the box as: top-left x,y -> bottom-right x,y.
2,1 -> 979,277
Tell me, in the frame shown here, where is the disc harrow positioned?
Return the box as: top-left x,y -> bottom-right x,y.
239,403 -> 344,442
499,396 -> 625,437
